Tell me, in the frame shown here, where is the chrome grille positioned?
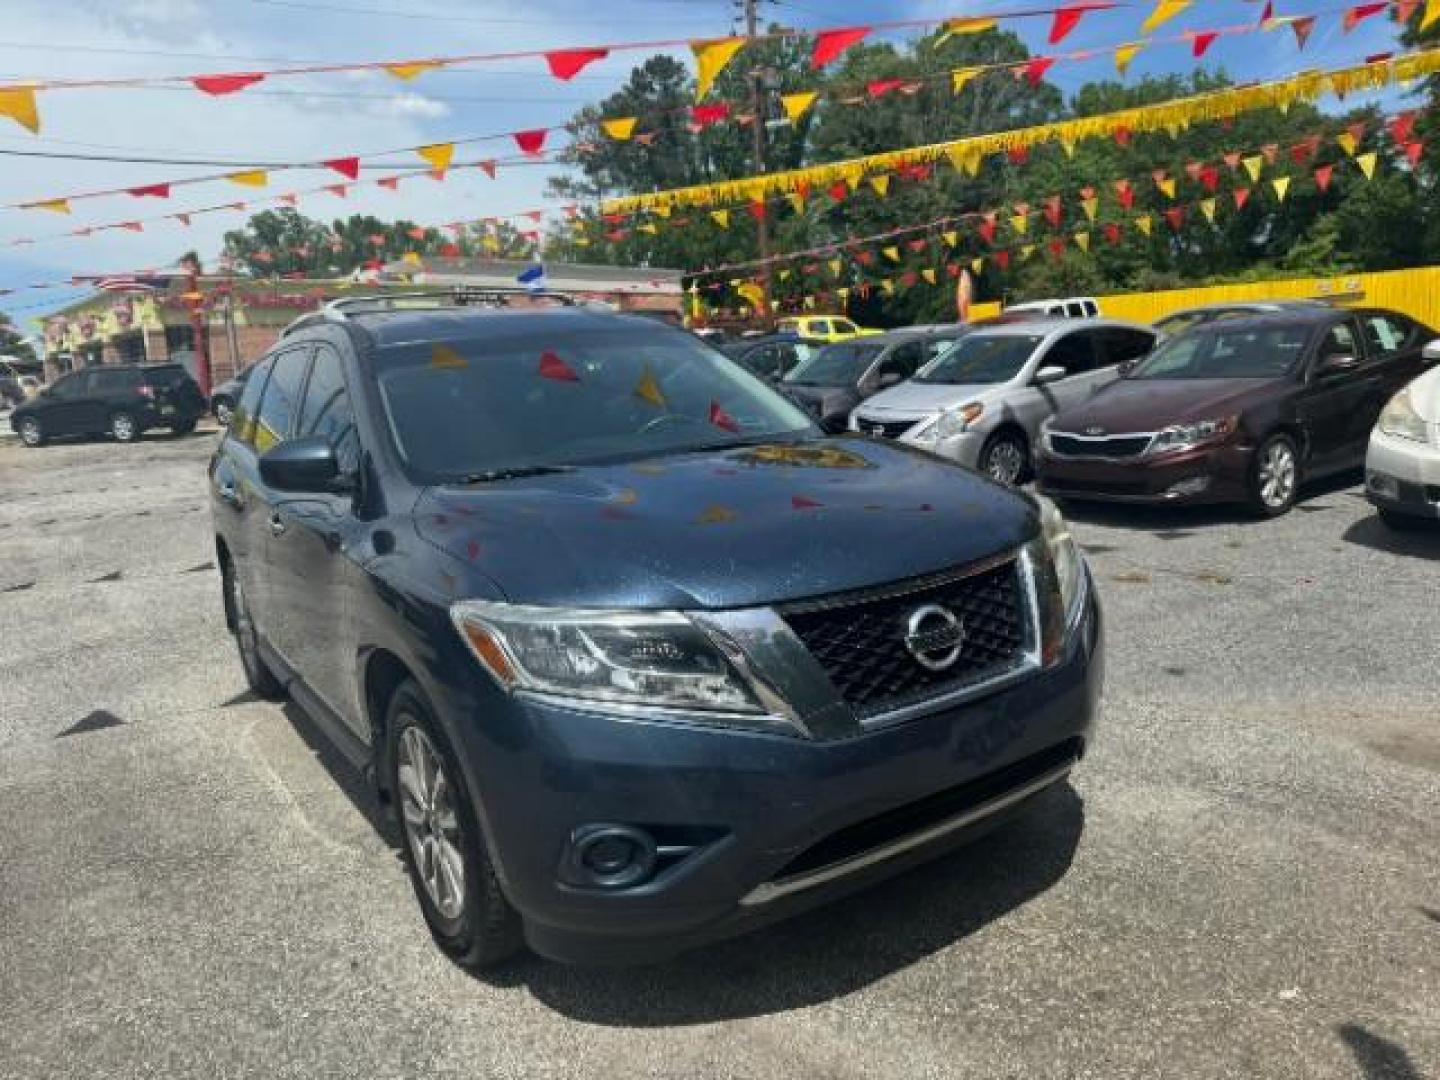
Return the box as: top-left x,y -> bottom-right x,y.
1048,432 -> 1153,459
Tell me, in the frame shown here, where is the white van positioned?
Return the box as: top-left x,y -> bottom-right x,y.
1005,296 -> 1100,319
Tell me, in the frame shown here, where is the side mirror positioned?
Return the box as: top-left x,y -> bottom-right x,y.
1034,365 -> 1067,385
1422,339 -> 1440,362
1319,354 -> 1359,376
260,435 -> 350,493
878,371 -> 904,388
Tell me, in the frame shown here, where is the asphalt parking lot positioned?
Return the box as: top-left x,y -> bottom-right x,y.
1,429 -> 1437,1080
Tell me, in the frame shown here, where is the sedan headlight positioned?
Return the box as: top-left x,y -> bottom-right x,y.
1025,495 -> 1087,665
913,402 -> 984,444
451,601 -> 784,725
1378,388 -> 1429,443
1148,416 -> 1236,455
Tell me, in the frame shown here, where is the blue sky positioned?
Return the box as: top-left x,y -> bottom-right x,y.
0,0 -> 1412,336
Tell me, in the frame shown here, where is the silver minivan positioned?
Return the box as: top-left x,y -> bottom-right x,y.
851,318 -> 1158,484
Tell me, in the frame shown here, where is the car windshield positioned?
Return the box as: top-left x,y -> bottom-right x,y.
783,342 -> 884,386
374,325 -> 815,481
1128,324 -> 1311,379
913,334 -> 1043,385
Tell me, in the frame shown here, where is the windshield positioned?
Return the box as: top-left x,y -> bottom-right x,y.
1128,324 -> 1310,380
375,326 -> 815,481
783,342 -> 884,386
914,334 -> 1043,385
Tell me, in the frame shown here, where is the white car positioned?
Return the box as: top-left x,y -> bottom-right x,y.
850,318 -> 1157,484
1366,358 -> 1440,529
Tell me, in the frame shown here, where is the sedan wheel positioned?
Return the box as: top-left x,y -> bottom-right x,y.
17,417 -> 43,447
397,724 -> 467,921
1251,435 -> 1298,516
110,411 -> 138,443
980,431 -> 1028,486
214,400 -> 233,426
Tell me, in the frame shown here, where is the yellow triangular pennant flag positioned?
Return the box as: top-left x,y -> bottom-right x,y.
1424,0 -> 1440,30
1060,138 -> 1077,159
1157,177 -> 1176,199
1140,0 -> 1191,35
417,143 -> 454,171
1080,197 -> 1099,222
950,67 -> 981,95
1114,42 -> 1144,77
1336,130 -> 1358,156
1200,197 -> 1217,223
828,258 -> 842,276
692,38 -> 745,100
28,198 -> 70,214
402,251 -> 422,266
940,17 -> 998,44
836,287 -> 850,303
0,85 -> 40,133
869,175 -> 890,197
880,279 -> 895,295
637,222 -> 658,234
1243,154 -> 1264,182
922,268 -> 937,285
1271,176 -> 1291,201
780,91 -> 817,122
777,269 -> 792,282
1011,214 -> 1029,235
971,257 -> 985,275
1356,151 -> 1378,179
634,366 -> 665,407
1135,214 -> 1153,236
1074,232 -> 1090,252
942,230 -> 959,247
1020,244 -> 1036,261
228,170 -> 268,187
883,245 -> 901,263
803,295 -> 817,311
710,209 -> 730,228
431,344 -> 468,369
652,203 -> 671,219
786,193 -> 805,214
385,61 -> 444,81
602,117 -> 638,140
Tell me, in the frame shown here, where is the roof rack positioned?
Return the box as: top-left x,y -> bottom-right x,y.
279,286 -> 595,337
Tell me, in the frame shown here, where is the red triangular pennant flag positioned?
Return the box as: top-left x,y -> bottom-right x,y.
538,350 -> 580,382
1313,164 -> 1335,192
977,216 -> 997,244
377,177 -> 400,191
1200,166 -> 1220,192
1233,186 -> 1252,210
477,160 -> 497,179
1113,125 -> 1132,147
545,48 -> 608,80
828,180 -> 848,202
1103,222 -> 1122,244
1405,141 -> 1424,168
1115,179 -> 1135,209
1164,207 -> 1185,231
128,183 -> 171,198
323,156 -> 359,180
325,184 -> 348,197
866,78 -> 905,98
1343,2 -> 1388,33
812,27 -> 871,68
174,213 -> 192,227
709,400 -> 740,432
1043,195 -> 1062,228
1049,3 -> 1091,44
1389,112 -> 1417,145
1224,151 -> 1241,170
1191,31 -> 1219,58
691,103 -> 731,127
1024,56 -> 1057,86
192,72 -> 265,95
993,250 -> 1011,270
1290,15 -> 1316,48
514,129 -> 548,155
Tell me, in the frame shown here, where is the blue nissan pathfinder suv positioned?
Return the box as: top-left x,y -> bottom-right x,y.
209,291 -> 1102,967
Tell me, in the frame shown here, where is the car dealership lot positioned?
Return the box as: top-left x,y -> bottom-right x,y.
1,433 -> 1436,1080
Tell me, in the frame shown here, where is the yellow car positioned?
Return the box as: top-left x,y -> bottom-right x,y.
775,316 -> 882,342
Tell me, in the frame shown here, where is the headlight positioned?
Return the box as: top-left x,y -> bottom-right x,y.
1148,416 -> 1236,455
914,402 -> 984,444
1378,389 -> 1429,443
451,601 -> 782,724
1025,495 -> 1086,665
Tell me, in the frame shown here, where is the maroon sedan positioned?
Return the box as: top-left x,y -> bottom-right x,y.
1036,308 -> 1437,516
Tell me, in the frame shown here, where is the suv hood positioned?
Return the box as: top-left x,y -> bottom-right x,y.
856,381 -> 1000,418
415,437 -> 1036,609
1053,377 -> 1286,432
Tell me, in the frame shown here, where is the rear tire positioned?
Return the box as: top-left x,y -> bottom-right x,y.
388,680 -> 523,970
978,429 -> 1029,486
17,416 -> 44,447
223,561 -> 285,701
110,410 -> 140,443
1248,434 -> 1298,517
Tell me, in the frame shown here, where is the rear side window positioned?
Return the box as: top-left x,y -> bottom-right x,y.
231,356 -> 273,446
48,373 -> 86,399
1318,322 -> 1361,364
1044,331 -> 1100,376
141,365 -> 190,388
1361,313 -> 1413,359
299,345 -> 360,473
254,346 -> 311,452
1065,302 -> 1087,318
1099,328 -> 1157,367
90,369 -> 142,394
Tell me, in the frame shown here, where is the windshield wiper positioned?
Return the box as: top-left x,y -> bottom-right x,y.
456,465 -> 576,484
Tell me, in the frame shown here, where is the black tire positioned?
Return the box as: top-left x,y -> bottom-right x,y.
387,680 -> 523,970
213,398 -> 234,426
1378,508 -> 1426,532
170,419 -> 198,436
223,561 -> 285,700
978,428 -> 1030,486
109,410 -> 140,443
16,416 -> 45,448
1248,433 -> 1299,517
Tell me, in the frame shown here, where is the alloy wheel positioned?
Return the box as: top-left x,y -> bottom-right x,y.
112,413 -> 136,442
397,724 -> 467,921
18,418 -> 41,446
1257,442 -> 1296,509
214,401 -> 233,426
228,571 -> 263,682
985,439 -> 1026,485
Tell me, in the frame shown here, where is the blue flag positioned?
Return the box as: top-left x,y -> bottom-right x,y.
516,264 -> 547,292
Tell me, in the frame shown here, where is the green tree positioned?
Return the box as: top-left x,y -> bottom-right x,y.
0,311 -> 36,363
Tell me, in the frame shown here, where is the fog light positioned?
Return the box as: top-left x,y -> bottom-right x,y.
563,825 -> 657,889
1165,476 -> 1211,498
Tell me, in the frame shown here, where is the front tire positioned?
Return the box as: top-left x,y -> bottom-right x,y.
110,410 -> 140,443
978,429 -> 1029,486
388,681 -> 522,970
1249,434 -> 1298,517
223,562 -> 285,700
17,416 -> 44,447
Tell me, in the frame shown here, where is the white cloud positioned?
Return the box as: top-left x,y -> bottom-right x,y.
369,92 -> 450,120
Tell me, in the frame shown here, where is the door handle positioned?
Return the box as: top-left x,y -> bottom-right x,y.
268,513 -> 287,537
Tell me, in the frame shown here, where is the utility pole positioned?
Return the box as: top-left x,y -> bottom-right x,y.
743,0 -> 772,322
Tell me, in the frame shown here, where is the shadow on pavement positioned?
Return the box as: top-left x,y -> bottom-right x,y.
1342,513 -> 1440,561
1055,471 -> 1361,531
281,699 -> 400,847
499,783 -> 1085,1026
1337,1024 -> 1425,1080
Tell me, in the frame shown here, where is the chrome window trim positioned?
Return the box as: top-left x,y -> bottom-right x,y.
739,759 -> 1075,906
